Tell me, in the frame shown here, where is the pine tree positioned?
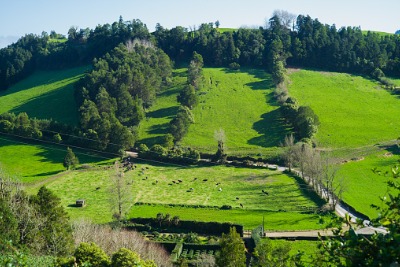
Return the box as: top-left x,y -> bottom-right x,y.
216,227 -> 246,267
63,147 -> 79,170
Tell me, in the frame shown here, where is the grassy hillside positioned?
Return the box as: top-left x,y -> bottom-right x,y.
0,136 -> 113,183
288,69 -> 400,149
29,162 -> 326,229
0,66 -> 88,125
140,68 -> 289,155
337,146 -> 400,218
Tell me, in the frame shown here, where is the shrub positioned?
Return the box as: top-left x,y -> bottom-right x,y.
220,205 -> 233,210
228,62 -> 240,70
111,248 -> 141,267
74,242 -> 110,267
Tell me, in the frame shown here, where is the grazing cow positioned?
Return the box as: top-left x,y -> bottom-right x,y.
172,181 -> 176,184
203,179 -> 208,182
156,180 -> 158,184
240,203 -> 243,208
218,188 -> 222,191
178,179 -> 182,183
96,187 -> 101,190
216,182 -> 221,185
236,197 -> 239,200
193,178 -> 197,181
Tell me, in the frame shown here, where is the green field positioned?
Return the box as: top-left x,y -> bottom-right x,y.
28,161 -> 326,229
0,66 -> 88,125
337,146 -> 400,218
0,136 -> 113,183
265,239 -> 319,259
288,69 -> 400,149
140,68 -> 289,155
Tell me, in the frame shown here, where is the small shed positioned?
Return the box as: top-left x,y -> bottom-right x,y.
76,199 -> 86,207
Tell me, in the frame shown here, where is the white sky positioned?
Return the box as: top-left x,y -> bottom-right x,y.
0,0 -> 399,47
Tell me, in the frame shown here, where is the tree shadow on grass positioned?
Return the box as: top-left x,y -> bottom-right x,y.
248,109 -> 291,147
147,123 -> 170,135
10,82 -> 79,125
147,106 -> 179,119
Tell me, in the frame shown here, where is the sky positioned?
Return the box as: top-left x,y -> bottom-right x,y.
1,0 -> 399,48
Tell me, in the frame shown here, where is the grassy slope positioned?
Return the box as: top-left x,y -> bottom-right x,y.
337,147 -> 400,218
30,162 -> 326,229
0,136 -> 113,183
140,68 -> 289,155
184,68 -> 288,154
288,69 -> 400,149
138,69 -> 185,147
0,66 -> 88,125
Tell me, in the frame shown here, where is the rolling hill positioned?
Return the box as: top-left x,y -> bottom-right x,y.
287,69 -> 400,149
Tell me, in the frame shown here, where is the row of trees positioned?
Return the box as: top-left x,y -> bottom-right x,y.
155,13 -> 400,78
170,52 -> 202,143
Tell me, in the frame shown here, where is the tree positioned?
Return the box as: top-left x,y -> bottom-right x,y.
111,248 -> 156,267
215,227 -> 246,267
31,186 -> 74,256
109,161 -> 133,221
213,129 -> 227,163
177,84 -> 198,109
74,242 -> 110,267
63,147 -> 79,170
215,20 -> 220,28
282,134 -> 296,172
187,52 -> 204,90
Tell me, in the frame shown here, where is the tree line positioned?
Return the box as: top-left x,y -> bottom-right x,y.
154,13 -> 400,79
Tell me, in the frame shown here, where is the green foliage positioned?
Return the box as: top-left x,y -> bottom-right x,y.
170,106 -> 194,142
31,186 -> 74,256
216,227 -> 246,267
111,248 -> 141,267
74,242 -> 110,267
63,147 -> 79,170
76,43 -> 172,151
177,84 -> 198,109
253,238 -> 292,267
187,52 -> 204,90
0,198 -> 19,245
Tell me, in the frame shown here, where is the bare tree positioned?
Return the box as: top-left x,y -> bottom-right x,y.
72,219 -> 172,266
282,134 -> 296,171
272,10 -> 297,30
109,161 -> 133,221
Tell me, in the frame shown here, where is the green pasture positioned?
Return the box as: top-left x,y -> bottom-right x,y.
337,146 -> 400,218
140,68 -> 289,155
129,205 -> 324,230
138,69 -> 185,147
362,30 -> 394,37
264,239 -> 319,259
0,136 -> 113,183
217,28 -> 237,33
0,66 -> 88,125
288,69 -> 400,149
184,68 -> 288,153
29,162 -> 326,229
